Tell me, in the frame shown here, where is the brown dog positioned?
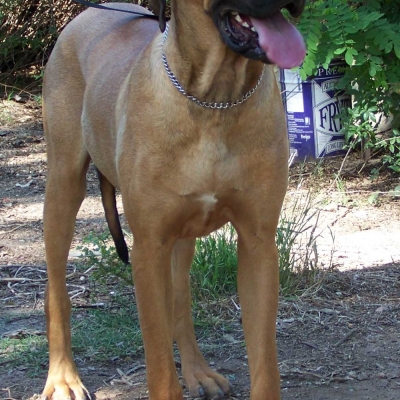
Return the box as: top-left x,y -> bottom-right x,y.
42,1 -> 306,399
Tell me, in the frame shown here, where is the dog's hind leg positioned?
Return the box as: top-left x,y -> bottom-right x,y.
172,239 -> 232,399
41,64 -> 90,400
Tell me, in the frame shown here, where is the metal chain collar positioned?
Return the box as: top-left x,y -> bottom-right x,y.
161,24 -> 264,109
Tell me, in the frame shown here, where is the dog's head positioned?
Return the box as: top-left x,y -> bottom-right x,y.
149,0 -> 306,69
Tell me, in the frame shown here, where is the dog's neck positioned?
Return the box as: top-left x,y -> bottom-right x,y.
163,1 -> 264,104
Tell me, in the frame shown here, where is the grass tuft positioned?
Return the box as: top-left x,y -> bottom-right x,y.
0,302 -> 143,373
0,334 -> 48,376
190,224 -> 237,300
78,190 -> 321,299
277,192 -> 320,295
72,301 -> 142,362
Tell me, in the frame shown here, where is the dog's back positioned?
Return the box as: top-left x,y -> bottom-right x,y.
46,4 -> 157,82
42,4 -> 158,191
43,4 -> 158,144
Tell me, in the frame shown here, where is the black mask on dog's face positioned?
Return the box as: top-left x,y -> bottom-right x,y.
207,0 -> 307,68
150,0 -> 307,69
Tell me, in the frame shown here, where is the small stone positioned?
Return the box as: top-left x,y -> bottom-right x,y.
357,372 -> 369,381
13,139 -> 24,148
348,371 -> 357,379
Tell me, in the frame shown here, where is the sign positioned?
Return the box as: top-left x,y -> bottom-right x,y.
280,61 -> 350,160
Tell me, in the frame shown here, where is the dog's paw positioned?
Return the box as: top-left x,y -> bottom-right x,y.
183,364 -> 232,399
42,366 -> 90,400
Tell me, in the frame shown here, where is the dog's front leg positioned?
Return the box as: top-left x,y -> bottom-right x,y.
236,229 -> 281,400
172,239 -> 232,399
131,239 -> 183,400
42,158 -> 90,400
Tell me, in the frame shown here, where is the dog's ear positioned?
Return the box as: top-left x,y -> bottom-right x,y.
148,0 -> 167,33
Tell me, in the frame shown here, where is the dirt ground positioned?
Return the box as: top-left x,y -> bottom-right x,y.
1,100 -> 400,400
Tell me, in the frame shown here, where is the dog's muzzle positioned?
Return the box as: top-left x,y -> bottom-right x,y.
210,0 -> 307,69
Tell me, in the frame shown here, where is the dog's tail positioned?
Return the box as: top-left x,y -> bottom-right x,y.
96,168 -> 130,264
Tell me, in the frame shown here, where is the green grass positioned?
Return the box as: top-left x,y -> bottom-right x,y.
0,105 -> 13,124
190,224 -> 237,300
0,334 -> 48,376
71,302 -> 142,362
0,302 -> 142,374
78,191 -> 320,299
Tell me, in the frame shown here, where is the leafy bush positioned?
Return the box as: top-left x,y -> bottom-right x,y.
297,0 -> 400,172
0,0 -> 80,73
0,0 -> 149,75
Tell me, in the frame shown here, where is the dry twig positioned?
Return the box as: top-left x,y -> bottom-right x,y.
334,328 -> 359,347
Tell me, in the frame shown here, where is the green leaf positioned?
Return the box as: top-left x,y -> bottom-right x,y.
299,68 -> 307,81
344,26 -> 359,34
369,64 -> 377,77
309,25 -> 321,36
307,39 -> 318,51
368,12 -> 385,22
368,192 -> 379,205
374,19 -> 388,26
368,112 -> 377,123
345,49 -> 354,66
373,32 -> 384,46
366,28 -> 379,40
334,47 -> 347,55
355,51 -> 367,64
307,51 -> 316,60
308,31 -> 319,43
395,45 -> 400,59
302,61 -> 313,76
385,41 -> 393,54
345,129 -> 354,142
370,56 -> 383,64
330,29 -> 343,37
378,37 -> 389,51
307,58 -> 316,69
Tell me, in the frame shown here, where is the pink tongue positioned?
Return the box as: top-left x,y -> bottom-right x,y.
250,12 -> 306,69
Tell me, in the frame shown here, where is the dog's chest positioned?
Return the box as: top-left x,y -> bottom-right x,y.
170,136 -> 245,237
177,136 -> 242,196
